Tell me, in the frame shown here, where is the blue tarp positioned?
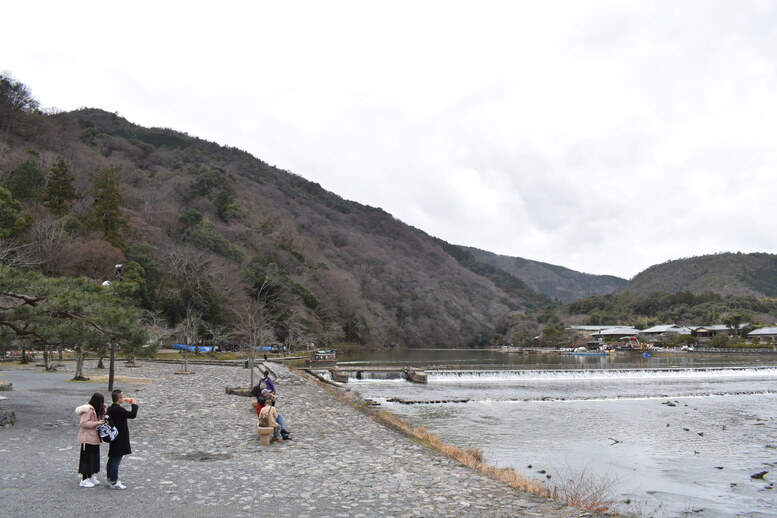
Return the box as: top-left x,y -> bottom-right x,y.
255,346 -> 274,351
171,343 -> 218,353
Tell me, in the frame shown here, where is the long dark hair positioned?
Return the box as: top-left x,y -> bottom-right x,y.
88,392 -> 105,418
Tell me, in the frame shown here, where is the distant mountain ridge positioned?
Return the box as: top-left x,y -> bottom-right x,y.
1,96 -> 552,348
617,252 -> 777,298
464,247 -> 627,303
3,73 -> 775,352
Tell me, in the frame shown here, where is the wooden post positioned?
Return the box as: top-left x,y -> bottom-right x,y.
108,342 -> 116,391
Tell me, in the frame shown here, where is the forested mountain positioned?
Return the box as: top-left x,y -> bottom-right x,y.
562,252 -> 777,331
0,76 -> 553,349
617,253 -> 777,298
465,247 -> 627,303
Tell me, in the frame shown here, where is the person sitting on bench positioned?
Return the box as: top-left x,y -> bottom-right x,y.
256,389 -> 292,440
257,398 -> 282,442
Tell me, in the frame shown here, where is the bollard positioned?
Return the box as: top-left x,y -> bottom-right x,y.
258,426 -> 274,446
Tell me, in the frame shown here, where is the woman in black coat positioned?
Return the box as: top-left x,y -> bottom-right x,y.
106,389 -> 138,489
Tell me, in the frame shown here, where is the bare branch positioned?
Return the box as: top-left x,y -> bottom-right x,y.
2,291 -> 46,306
0,239 -> 38,269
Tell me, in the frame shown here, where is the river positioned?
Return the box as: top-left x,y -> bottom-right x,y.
329,349 -> 777,517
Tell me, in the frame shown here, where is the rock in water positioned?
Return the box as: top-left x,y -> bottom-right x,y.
751,471 -> 768,480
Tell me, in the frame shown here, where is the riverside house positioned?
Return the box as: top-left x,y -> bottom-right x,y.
746,326 -> 777,343
639,324 -> 692,338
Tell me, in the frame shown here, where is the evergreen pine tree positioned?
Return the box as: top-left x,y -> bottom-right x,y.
90,166 -> 127,247
0,186 -> 30,238
6,154 -> 44,201
41,157 -> 79,215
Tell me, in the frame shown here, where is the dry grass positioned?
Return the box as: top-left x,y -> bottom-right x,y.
549,463 -> 618,513
378,411 -> 550,496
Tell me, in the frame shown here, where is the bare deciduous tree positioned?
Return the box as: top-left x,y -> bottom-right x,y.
231,299 -> 277,387
137,311 -> 173,366
284,309 -> 312,353
25,217 -> 69,273
173,307 -> 202,373
0,239 -> 37,269
162,245 -> 219,319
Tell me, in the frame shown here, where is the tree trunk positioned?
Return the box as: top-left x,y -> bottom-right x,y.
20,345 -> 28,364
58,346 -> 64,361
182,334 -> 190,372
43,346 -> 52,371
72,350 -> 87,381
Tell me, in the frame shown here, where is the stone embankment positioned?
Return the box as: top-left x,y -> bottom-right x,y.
0,361 -> 604,517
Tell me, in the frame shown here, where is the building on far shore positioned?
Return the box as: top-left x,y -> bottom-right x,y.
746,326 -> 777,343
567,325 -> 615,339
568,323 -> 775,345
639,324 -> 692,338
693,324 -> 749,338
592,327 -> 640,340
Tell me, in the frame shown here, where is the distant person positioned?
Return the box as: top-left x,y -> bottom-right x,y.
251,370 -> 276,398
75,392 -> 107,488
256,389 -> 291,440
260,370 -> 276,393
106,389 -> 138,490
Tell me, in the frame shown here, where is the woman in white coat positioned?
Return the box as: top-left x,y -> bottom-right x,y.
75,392 -> 106,487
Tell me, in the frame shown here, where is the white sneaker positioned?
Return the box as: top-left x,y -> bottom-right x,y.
88,476 -> 100,485
111,481 -> 127,490
79,479 -> 95,488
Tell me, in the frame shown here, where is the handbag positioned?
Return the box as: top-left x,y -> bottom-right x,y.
258,409 -> 269,427
98,416 -> 118,443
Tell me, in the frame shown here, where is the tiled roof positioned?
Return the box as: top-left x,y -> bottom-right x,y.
692,324 -> 749,332
640,325 -> 692,334
597,326 -> 639,335
568,325 -> 615,331
747,327 -> 777,336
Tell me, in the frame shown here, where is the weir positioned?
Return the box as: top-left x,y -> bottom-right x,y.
316,366 -> 777,384
427,366 -> 777,382
326,367 -> 429,384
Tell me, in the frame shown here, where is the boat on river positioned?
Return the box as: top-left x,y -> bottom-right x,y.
613,336 -> 650,352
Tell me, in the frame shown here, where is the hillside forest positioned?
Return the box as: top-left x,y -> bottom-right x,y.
2,73 -> 777,363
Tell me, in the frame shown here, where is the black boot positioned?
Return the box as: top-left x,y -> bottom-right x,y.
281,429 -> 292,440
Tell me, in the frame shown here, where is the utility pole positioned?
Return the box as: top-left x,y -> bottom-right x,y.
107,264 -> 123,391
108,342 -> 115,391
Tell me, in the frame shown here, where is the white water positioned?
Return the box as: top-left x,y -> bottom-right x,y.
429,367 -> 777,382
348,365 -> 777,517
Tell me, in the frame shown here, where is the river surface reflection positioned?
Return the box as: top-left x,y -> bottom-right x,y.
336,349 -> 777,517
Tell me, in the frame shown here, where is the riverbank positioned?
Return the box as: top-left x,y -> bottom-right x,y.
0,360 -> 603,518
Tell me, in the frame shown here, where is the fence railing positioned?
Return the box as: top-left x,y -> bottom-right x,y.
689,347 -> 777,354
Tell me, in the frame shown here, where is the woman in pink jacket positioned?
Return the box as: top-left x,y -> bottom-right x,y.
75,392 -> 106,488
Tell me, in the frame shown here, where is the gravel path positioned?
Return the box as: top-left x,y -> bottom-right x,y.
0,360 -> 601,517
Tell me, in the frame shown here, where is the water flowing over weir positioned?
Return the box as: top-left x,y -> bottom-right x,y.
347,370 -> 406,381
427,366 -> 777,382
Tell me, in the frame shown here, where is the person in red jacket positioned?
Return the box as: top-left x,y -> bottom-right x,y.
106,389 -> 138,489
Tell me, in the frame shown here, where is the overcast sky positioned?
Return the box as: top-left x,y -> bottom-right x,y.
5,1 -> 777,279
